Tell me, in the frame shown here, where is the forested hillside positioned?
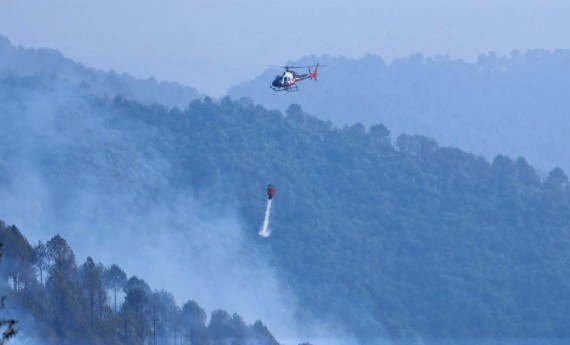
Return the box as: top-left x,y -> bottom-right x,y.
0,221 -> 281,345
229,51 -> 570,174
0,35 -> 202,107
2,70 -> 570,344
144,98 -> 570,344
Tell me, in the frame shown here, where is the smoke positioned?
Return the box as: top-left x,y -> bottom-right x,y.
258,199 -> 272,238
0,76 -> 363,345
0,79 -> 305,342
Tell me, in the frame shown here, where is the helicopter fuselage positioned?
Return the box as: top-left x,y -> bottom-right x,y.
272,71 -> 299,88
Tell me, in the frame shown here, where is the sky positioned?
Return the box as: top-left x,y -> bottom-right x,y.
0,0 -> 569,96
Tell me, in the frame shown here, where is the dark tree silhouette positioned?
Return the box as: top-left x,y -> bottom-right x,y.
33,241 -> 50,286
181,300 -> 208,345
103,263 -> 127,314
0,242 -> 17,344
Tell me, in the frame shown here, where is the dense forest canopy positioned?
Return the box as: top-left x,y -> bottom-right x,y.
229,51 -> 570,174
1,46 -> 570,345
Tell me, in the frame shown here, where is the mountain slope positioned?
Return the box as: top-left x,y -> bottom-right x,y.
0,35 -> 202,108
154,99 -> 570,343
2,72 -> 570,344
0,74 -> 310,343
228,51 -> 570,174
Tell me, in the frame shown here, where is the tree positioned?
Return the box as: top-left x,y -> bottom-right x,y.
149,290 -> 178,345
247,320 -> 280,345
122,276 -> 151,344
369,124 -> 391,147
45,234 -> 83,342
347,123 -> 366,139
103,263 -> 127,314
208,310 -> 247,345
546,167 -> 568,187
181,300 -> 208,345
396,134 -> 438,159
286,104 -> 307,127
0,225 -> 36,291
0,242 -> 17,344
33,241 -> 50,286
80,257 -> 106,323
514,157 -> 540,186
46,234 -> 76,277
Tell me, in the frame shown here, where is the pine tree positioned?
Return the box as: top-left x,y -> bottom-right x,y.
103,264 -> 127,314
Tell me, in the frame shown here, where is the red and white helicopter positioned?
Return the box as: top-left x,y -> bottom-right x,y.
270,64 -> 320,92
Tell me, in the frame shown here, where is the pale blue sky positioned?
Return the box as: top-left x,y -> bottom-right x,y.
1,0 -> 569,95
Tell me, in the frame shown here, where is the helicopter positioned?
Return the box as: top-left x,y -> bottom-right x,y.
269,64 -> 320,92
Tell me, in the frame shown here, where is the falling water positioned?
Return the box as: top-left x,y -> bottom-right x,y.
258,199 -> 272,237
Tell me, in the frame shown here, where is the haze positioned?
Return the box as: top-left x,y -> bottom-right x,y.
1,0 -> 569,96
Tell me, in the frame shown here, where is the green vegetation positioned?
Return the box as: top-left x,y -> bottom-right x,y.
149,98 -> 570,343
2,65 -> 570,344
0,221 -> 281,345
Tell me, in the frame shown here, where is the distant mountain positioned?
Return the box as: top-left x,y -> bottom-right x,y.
0,35 -> 202,108
228,51 -> 570,174
2,72 -> 570,344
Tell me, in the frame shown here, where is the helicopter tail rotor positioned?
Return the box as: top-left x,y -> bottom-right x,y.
309,63 -> 319,81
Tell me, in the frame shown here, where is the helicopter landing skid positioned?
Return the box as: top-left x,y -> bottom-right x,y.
270,85 -> 298,92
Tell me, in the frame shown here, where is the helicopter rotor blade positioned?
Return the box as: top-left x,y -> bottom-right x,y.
286,65 -> 321,69
266,64 -> 324,69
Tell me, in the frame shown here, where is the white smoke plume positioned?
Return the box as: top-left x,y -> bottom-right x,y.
0,83 -> 301,342
0,79 -> 359,345
258,199 -> 272,237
